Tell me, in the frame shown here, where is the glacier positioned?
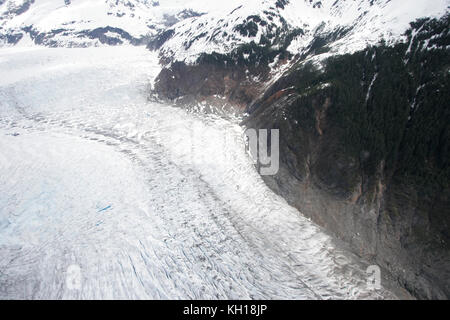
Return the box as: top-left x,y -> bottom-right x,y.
0,46 -> 405,299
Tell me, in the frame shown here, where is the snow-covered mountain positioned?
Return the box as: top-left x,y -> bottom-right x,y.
0,0 -> 212,47
1,0 -> 448,52
157,0 -> 449,64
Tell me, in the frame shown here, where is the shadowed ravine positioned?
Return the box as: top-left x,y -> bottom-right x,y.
0,47 -> 403,299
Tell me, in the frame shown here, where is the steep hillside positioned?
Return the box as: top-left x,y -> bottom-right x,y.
1,0 -> 448,299
152,1 -> 450,299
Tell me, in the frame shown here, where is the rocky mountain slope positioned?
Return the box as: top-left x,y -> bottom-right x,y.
152,0 -> 450,299
0,0 -> 208,46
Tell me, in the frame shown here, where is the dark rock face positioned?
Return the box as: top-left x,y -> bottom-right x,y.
146,29 -> 174,51
153,34 -> 298,108
7,0 -> 34,16
153,15 -> 450,299
84,26 -> 141,46
243,87 -> 450,298
153,59 -> 267,110
2,32 -> 23,44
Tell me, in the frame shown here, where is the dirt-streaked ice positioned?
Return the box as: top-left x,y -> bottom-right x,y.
0,46 -> 398,299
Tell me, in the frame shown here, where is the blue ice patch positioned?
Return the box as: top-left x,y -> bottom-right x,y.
98,205 -> 112,213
